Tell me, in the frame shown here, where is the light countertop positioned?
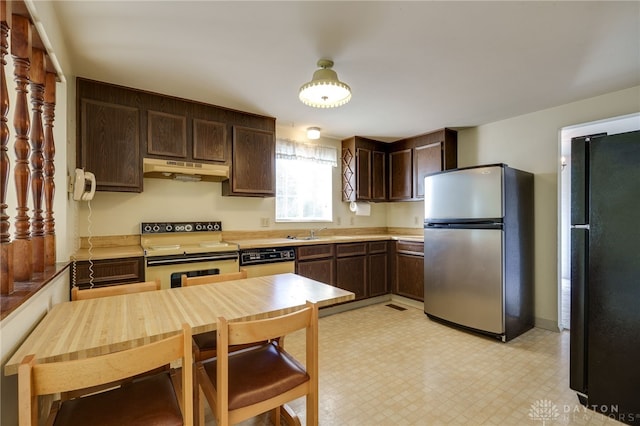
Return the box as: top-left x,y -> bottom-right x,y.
71,233 -> 423,260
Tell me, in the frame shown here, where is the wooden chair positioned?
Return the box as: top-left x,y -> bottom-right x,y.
71,279 -> 161,301
181,270 -> 249,362
18,323 -> 194,426
67,278 -> 166,400
180,269 -> 247,287
196,301 -> 318,426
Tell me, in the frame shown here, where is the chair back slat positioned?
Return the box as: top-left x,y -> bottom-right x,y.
181,269 -> 247,287
32,329 -> 186,395
227,305 -> 312,346
71,279 -> 160,301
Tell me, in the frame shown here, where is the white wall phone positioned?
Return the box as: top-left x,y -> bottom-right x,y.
73,168 -> 96,201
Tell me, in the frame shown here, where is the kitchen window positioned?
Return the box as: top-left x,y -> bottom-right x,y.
275,139 -> 337,222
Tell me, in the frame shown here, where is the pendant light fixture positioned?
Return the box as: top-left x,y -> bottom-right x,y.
299,59 -> 351,108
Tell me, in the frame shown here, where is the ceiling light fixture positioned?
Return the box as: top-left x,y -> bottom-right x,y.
299,59 -> 351,108
307,127 -> 321,140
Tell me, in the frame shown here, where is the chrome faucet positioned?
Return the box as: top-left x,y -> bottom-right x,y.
309,227 -> 327,239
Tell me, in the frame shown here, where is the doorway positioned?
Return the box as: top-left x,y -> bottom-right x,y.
558,113 -> 640,330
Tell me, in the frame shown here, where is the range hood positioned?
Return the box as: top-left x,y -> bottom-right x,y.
143,158 -> 229,182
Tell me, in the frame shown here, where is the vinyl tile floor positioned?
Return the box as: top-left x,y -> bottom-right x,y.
203,301 -> 625,426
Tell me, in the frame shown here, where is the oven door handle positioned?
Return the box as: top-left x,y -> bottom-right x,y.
146,253 -> 239,267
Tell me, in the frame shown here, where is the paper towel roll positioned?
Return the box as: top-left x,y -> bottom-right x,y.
349,201 -> 371,216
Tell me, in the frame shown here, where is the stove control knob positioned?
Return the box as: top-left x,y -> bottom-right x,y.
195,224 -> 203,231
213,223 -> 221,231
153,225 -> 160,232
143,224 -> 152,233
206,223 -> 213,230
166,225 -> 173,232
185,224 -> 193,232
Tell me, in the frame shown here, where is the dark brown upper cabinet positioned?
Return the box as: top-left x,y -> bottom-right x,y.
78,78 -> 275,195
78,81 -> 142,193
342,136 -> 387,202
342,128 -> 457,202
193,119 -> 227,162
412,128 -> 458,200
147,110 -> 187,158
222,126 -> 275,197
388,147 -> 413,201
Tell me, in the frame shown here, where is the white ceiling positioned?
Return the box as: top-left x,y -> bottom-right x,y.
50,1 -> 640,141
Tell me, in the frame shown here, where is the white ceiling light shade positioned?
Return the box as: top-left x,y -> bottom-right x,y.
299,59 -> 351,108
307,127 -> 321,139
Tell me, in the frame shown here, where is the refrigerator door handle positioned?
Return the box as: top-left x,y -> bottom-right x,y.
571,225 -> 590,230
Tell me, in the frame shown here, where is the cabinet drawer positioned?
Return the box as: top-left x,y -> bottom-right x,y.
336,243 -> 367,257
396,241 -> 424,256
368,241 -> 388,254
73,257 -> 145,288
297,244 -> 334,260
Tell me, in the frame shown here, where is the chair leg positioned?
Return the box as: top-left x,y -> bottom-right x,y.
306,392 -> 318,426
270,406 -> 281,426
198,388 -> 206,426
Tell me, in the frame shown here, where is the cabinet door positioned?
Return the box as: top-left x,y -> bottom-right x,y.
356,148 -> 371,200
336,256 -> 367,299
80,99 -> 142,192
72,257 -> 144,289
414,142 -> 442,199
371,150 -> 386,201
395,253 -> 424,301
369,252 -> 388,297
296,259 -> 334,285
388,148 -> 412,200
226,126 -> 275,196
147,110 -> 187,158
193,118 -> 227,162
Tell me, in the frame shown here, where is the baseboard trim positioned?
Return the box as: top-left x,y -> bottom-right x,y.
390,295 -> 424,310
319,295 -> 391,317
534,317 -> 561,332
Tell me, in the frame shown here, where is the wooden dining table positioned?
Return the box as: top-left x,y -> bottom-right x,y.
4,273 -> 354,376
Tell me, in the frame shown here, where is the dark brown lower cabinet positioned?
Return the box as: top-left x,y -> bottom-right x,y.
368,241 -> 389,297
336,242 -> 368,299
297,241 -> 390,302
296,244 -> 335,285
71,257 -> 145,290
393,241 -> 424,301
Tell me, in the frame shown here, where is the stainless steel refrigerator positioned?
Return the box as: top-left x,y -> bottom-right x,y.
570,130 -> 640,422
423,164 -> 534,342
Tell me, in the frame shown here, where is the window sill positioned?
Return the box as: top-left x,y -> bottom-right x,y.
0,262 -> 71,321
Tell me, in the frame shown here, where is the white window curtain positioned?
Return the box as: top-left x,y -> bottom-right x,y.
275,139 -> 337,167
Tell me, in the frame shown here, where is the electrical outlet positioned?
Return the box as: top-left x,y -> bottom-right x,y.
260,217 -> 269,227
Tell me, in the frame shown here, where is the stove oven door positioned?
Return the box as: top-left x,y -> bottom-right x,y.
144,251 -> 239,289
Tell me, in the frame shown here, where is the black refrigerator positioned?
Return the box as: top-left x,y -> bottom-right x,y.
570,130 -> 640,424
